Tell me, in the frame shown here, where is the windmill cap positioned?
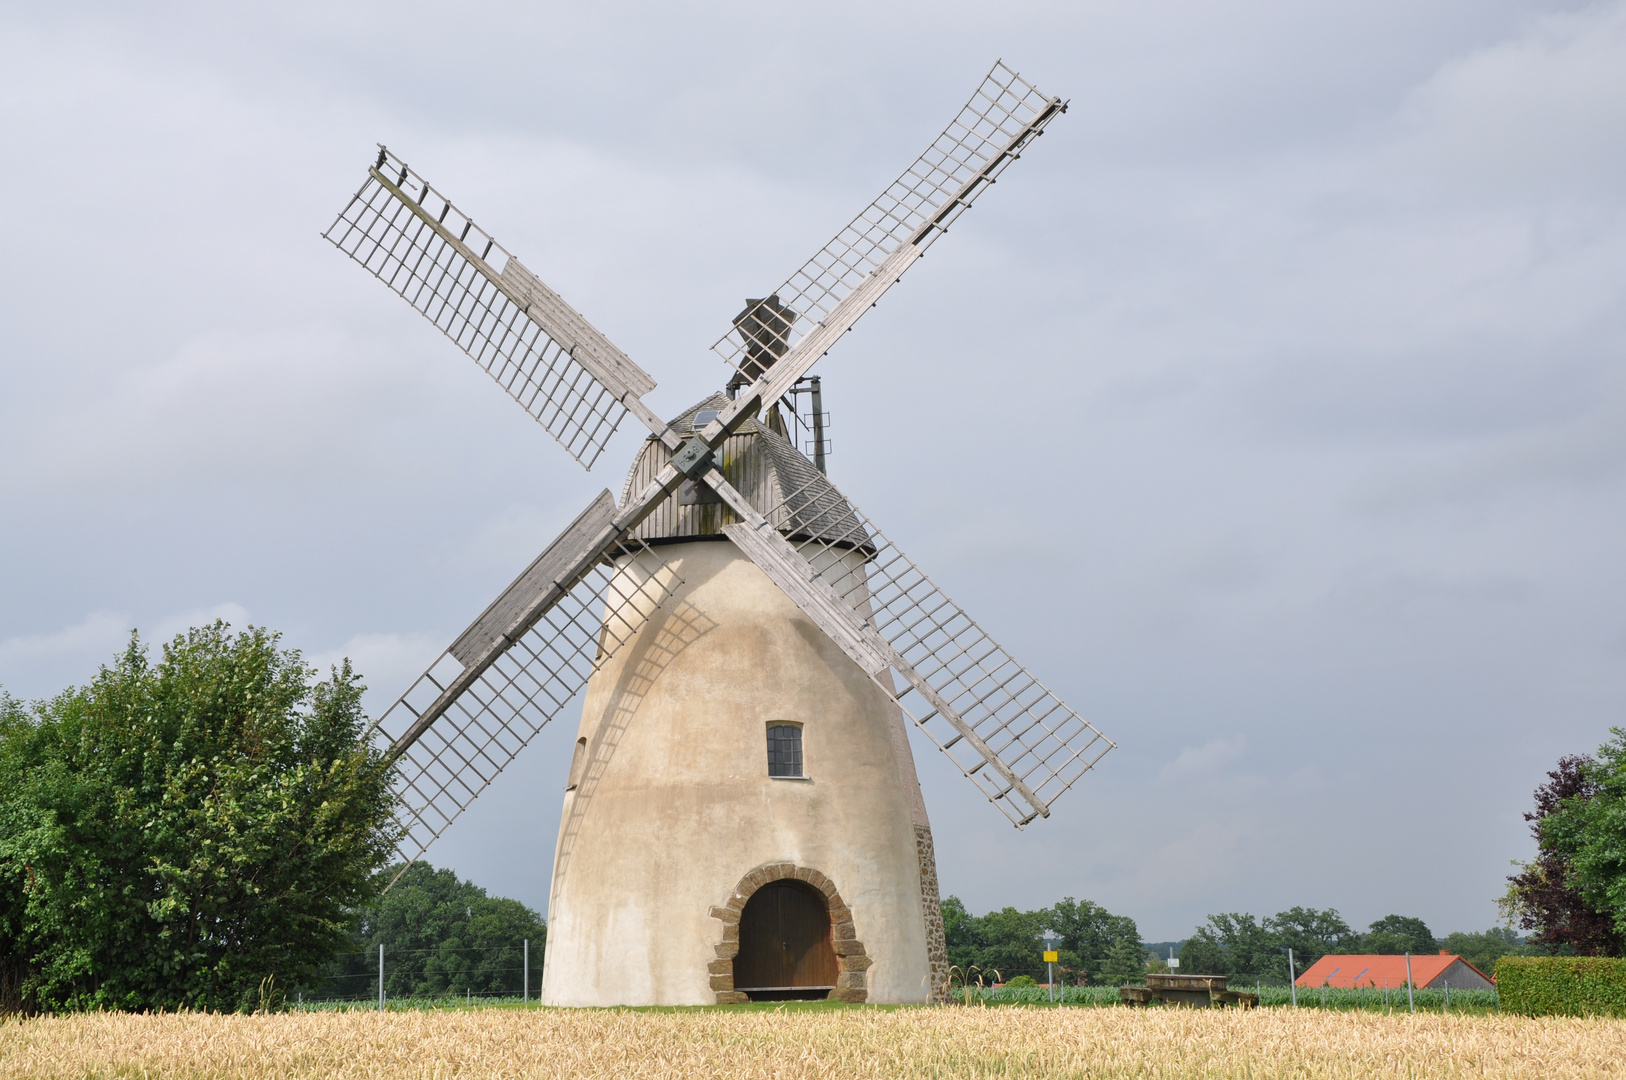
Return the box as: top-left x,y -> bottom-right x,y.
621,392 -> 868,550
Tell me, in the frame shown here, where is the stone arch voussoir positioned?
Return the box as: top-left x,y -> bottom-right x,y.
707,862 -> 868,1004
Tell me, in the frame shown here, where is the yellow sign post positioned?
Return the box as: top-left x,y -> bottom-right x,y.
1043,947 -> 1059,1003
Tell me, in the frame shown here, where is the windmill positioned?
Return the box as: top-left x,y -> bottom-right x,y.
323,61 -> 1114,1006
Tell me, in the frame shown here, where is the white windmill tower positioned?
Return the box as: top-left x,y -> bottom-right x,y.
323,61 -> 1114,1006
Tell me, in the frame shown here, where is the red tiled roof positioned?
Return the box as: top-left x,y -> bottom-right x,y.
1294,953 -> 1493,988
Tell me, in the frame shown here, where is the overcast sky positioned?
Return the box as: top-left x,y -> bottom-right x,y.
3,1 -> 1624,943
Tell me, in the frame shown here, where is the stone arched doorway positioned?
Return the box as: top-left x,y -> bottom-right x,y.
708,862 -> 870,1003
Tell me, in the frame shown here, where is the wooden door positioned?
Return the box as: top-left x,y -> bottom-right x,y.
734,880 -> 839,997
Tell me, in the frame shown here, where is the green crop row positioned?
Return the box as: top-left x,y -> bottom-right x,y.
1496,956 -> 1626,1017
961,984 -> 1498,1011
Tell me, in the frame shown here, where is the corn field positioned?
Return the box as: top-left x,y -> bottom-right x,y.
5,1005 -> 1624,1079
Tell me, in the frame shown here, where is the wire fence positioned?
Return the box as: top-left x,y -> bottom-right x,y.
292,967 -> 1500,1012
299,942 -> 537,1007
293,995 -> 537,1012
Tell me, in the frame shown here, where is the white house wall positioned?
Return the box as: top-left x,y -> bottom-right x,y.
1425,959 -> 1496,991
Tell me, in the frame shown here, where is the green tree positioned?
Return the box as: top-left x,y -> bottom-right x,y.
1439,928 -> 1526,976
942,897 -> 1144,984
941,896 -> 980,973
1544,729 -> 1626,943
1267,907 -> 1356,971
940,899 -> 1041,981
974,906 -> 1047,982
0,624 -> 397,1013
314,862 -> 545,1000
1361,914 -> 1437,955
1102,937 -> 1150,983
1180,913 -> 1282,978
1047,897 -> 1144,985
1503,753 -> 1621,955
1177,929 -> 1230,977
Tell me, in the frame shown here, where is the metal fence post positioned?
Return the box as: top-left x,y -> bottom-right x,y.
1405,952 -> 1415,1013
524,939 -> 530,1003
378,943 -> 385,1012
1287,949 -> 1297,1007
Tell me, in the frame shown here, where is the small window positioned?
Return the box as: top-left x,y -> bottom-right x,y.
766,723 -> 803,778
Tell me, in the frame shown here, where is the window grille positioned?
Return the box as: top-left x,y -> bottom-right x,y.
767,723 -> 804,778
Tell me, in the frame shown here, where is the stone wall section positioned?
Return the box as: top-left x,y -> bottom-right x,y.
914,825 -> 950,1004
707,862 -> 870,1004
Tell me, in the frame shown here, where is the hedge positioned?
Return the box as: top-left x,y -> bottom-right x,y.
1496,956 -> 1626,1017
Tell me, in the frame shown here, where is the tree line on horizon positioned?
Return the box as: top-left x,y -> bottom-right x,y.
942,896 -> 1146,985
942,896 -> 1531,987
1173,910 -> 1528,982
943,729 -> 1626,988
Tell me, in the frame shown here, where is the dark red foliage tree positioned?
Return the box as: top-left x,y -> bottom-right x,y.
1507,755 -> 1622,956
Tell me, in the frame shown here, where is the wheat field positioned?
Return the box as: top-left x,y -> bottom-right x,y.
4,1006 -> 1623,1079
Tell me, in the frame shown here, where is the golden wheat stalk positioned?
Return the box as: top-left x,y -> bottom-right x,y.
6,1006 -> 1626,1079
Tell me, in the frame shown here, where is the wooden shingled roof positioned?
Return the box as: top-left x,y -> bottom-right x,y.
619,393 -> 868,548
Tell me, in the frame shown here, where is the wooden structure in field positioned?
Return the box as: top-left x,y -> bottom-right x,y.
1120,974 -> 1259,1008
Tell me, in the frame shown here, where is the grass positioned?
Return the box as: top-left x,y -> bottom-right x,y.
288,996 -> 891,1013
5,1005 -> 1625,1078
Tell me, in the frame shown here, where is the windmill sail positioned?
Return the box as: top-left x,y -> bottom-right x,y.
370,490 -> 681,872
718,471 -> 1111,828
324,60 -> 1097,860
710,61 -> 1065,405
324,148 -> 656,469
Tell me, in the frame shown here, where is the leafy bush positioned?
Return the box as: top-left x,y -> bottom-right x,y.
1004,975 -> 1037,988
0,624 -> 397,1013
1497,956 -> 1626,1016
